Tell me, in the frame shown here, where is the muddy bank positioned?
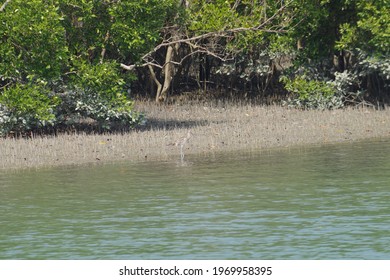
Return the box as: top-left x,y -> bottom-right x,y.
1,102 -> 390,170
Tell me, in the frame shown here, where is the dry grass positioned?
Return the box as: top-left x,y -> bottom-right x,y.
1,101 -> 390,170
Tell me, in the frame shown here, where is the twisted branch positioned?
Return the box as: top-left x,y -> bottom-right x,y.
121,2 -> 290,71
0,0 -> 11,12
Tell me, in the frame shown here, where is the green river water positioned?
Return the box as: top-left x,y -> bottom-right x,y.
1,139 -> 390,259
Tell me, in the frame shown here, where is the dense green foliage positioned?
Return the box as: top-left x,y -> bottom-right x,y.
281,76 -> 342,109
0,0 -> 160,135
0,83 -> 60,135
336,0 -> 389,54
283,0 -> 389,107
0,0 -> 67,81
0,0 -> 389,135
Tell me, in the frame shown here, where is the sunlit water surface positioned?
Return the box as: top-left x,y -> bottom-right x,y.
1,139 -> 390,259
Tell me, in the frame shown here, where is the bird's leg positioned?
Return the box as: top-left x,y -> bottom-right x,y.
180,144 -> 184,160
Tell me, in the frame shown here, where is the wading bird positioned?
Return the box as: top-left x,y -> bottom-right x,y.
175,130 -> 192,160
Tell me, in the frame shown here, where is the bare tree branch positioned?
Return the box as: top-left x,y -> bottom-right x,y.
232,0 -> 241,10
120,0 -> 292,102
0,0 -> 11,12
121,3 -> 290,72
99,31 -> 110,64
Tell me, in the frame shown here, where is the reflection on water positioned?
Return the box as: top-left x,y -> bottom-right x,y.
1,138 -> 390,259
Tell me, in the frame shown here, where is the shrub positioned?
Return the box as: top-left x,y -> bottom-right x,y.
281,76 -> 343,109
71,89 -> 143,130
0,63 -> 143,135
332,70 -> 366,105
64,60 -> 143,130
0,83 -> 60,135
331,51 -> 389,105
70,60 -> 129,101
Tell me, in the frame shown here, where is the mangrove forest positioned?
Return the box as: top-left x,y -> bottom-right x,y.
0,0 -> 389,135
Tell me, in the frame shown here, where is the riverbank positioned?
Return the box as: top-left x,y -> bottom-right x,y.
1,101 -> 390,170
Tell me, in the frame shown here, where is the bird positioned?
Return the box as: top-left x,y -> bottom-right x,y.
175,130 -> 192,160
175,130 -> 192,147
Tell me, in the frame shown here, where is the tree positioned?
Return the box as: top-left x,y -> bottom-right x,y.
0,0 -> 68,82
337,0 -> 389,55
0,0 -> 151,135
120,0 -> 291,102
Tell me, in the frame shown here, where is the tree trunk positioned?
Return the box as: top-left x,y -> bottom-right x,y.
157,45 -> 175,102
148,65 -> 162,102
152,42 -> 179,103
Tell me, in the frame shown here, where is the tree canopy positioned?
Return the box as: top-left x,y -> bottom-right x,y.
0,0 -> 389,135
